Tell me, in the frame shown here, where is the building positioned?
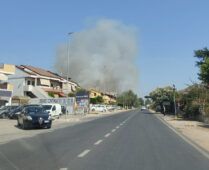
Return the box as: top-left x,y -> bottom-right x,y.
0,64 -> 15,106
89,88 -> 117,104
8,65 -> 78,99
102,93 -> 117,104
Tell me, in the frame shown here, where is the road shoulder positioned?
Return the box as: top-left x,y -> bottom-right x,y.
151,110 -> 209,160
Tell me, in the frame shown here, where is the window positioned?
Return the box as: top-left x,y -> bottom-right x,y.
27,80 -> 30,85
32,81 -> 35,86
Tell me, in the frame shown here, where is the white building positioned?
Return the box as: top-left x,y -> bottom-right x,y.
8,65 -> 78,99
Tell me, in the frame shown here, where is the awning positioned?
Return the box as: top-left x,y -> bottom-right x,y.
40,79 -> 50,86
0,73 -> 8,81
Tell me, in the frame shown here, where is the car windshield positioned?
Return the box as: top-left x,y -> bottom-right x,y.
25,106 -> 46,115
42,105 -> 52,110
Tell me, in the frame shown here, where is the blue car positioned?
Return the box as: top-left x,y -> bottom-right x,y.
17,105 -> 52,129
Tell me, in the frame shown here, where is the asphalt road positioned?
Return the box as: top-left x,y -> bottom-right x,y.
0,110 -> 209,170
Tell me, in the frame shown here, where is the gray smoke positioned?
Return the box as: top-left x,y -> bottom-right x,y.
55,19 -> 139,93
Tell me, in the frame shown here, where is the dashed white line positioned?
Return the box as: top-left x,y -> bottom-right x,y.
116,126 -> 120,129
120,123 -> 123,126
105,133 -> 111,138
112,129 -> 116,132
94,139 -> 103,145
60,168 -> 68,170
77,149 -> 91,158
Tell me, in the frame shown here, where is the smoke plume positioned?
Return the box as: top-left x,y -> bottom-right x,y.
54,19 -> 139,93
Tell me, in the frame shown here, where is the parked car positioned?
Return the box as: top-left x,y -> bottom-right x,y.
42,103 -> 62,118
0,106 -> 18,118
91,105 -> 107,112
17,105 -> 52,129
8,106 -> 24,119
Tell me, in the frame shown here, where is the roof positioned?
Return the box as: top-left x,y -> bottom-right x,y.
18,65 -> 61,79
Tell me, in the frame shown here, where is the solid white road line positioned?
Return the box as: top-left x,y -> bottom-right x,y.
155,114 -> 209,160
94,139 -> 103,145
112,129 -> 116,132
77,149 -> 91,158
105,133 -> 111,138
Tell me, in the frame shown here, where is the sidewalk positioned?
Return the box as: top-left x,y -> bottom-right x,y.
160,114 -> 209,153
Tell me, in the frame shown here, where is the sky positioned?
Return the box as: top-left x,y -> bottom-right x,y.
0,0 -> 209,97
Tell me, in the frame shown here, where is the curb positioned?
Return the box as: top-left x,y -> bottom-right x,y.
153,111 -> 209,160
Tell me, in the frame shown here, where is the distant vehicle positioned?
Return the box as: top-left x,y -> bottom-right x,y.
141,106 -> 147,111
91,105 -> 107,112
17,105 -> 52,129
0,106 -> 18,118
42,103 -> 62,118
106,105 -> 116,111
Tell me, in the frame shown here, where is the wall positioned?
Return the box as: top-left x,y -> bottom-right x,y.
7,67 -> 28,96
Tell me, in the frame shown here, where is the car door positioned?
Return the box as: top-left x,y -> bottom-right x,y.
52,105 -> 56,116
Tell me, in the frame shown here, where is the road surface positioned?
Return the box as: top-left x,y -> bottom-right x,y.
0,110 -> 209,170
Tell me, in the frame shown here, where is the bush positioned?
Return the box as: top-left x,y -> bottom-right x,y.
48,92 -> 55,98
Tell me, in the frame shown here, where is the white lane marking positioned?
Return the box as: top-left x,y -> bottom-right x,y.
120,123 -> 123,126
112,129 -> 116,132
94,139 -> 103,145
77,149 -> 91,158
60,168 -> 68,170
105,133 -> 111,138
116,126 -> 120,129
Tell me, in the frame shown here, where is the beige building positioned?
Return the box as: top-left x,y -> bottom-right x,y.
0,64 -> 15,106
89,88 -> 116,104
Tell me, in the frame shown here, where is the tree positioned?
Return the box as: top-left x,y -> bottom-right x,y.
149,86 -> 175,113
194,47 -> 209,84
117,90 -> 140,108
90,96 -> 104,104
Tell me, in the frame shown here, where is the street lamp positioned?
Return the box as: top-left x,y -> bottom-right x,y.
173,84 -> 177,118
67,32 -> 73,81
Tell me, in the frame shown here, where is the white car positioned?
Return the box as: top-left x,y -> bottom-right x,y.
91,105 -> 107,112
42,103 -> 62,118
141,106 -> 147,111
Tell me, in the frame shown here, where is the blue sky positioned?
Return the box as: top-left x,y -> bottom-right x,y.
1,0 -> 209,96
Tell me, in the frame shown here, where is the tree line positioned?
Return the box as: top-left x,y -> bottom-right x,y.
148,47 -> 209,120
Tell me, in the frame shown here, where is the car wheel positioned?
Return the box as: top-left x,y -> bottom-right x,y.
47,124 -> 51,129
2,113 -> 6,119
17,119 -> 20,127
22,120 -> 28,130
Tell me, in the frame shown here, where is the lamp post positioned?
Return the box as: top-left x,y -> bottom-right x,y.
173,84 -> 177,118
66,32 -> 73,118
67,32 -> 73,82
